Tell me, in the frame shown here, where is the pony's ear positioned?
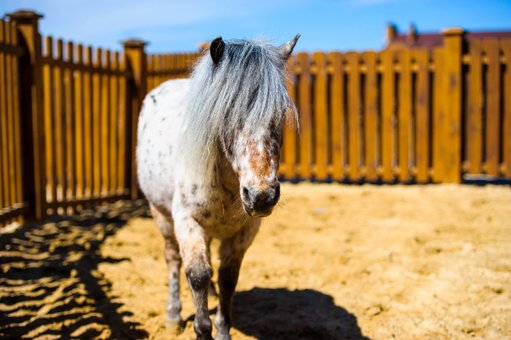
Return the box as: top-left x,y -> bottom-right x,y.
279,34 -> 301,60
210,37 -> 225,64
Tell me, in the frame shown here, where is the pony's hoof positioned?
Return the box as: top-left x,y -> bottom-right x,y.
165,318 -> 184,334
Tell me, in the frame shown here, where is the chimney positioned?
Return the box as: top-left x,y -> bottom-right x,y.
407,23 -> 417,45
386,23 -> 398,46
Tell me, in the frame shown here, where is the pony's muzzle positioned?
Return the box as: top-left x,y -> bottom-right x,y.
241,183 -> 280,217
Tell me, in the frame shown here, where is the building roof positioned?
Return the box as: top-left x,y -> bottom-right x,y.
386,24 -> 511,48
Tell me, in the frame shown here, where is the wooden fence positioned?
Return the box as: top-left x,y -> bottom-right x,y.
147,32 -> 511,184
0,11 -> 148,226
147,52 -> 201,92
40,36 -> 132,215
0,10 -> 510,226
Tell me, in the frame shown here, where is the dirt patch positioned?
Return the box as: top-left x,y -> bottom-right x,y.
99,183 -> 511,339
0,201 -> 149,339
1,184 -> 510,339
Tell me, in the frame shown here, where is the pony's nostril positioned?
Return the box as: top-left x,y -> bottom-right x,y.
242,185 -> 280,213
242,187 -> 250,200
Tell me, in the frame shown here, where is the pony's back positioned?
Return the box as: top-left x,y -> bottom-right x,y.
136,79 -> 190,205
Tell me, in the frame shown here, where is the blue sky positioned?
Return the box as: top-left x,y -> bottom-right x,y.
1,0 -> 510,53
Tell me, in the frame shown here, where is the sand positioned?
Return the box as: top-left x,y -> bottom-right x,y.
1,183 -> 510,339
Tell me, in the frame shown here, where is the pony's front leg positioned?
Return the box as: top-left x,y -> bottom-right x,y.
174,217 -> 213,340
215,221 -> 260,340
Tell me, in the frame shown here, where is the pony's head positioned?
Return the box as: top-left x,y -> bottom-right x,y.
180,35 -> 300,217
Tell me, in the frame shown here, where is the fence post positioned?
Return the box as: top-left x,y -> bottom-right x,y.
7,10 -> 46,220
122,39 -> 147,200
440,28 -> 464,183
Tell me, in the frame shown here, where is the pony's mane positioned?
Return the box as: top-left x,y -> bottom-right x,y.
175,38 -> 296,187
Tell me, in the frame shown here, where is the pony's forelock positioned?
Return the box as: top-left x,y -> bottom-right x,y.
175,39 -> 296,187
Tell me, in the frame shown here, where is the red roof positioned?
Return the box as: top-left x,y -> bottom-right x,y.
388,28 -> 511,48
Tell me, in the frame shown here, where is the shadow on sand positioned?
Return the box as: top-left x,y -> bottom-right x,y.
232,287 -> 369,340
0,200 -> 150,339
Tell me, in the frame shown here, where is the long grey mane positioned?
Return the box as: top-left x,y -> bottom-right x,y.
175,39 -> 296,187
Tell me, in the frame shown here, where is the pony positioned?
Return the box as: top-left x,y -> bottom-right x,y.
136,34 -> 300,340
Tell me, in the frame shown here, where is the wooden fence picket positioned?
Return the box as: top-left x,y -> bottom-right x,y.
363,51 -> 378,182
313,52 -> 328,180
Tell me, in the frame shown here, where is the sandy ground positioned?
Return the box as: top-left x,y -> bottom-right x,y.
1,183 -> 510,339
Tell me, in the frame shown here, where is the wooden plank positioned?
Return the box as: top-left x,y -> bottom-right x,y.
83,46 -> 93,197
157,55 -> 164,85
329,52 -> 345,180
467,39 -> 483,175
146,55 -> 153,91
363,51 -> 378,181
502,39 -> 511,178
65,41 -> 76,211
433,47 -> 445,182
414,48 -> 431,183
55,39 -> 66,205
398,48 -> 412,182
483,38 -> 500,177
283,55 -> 297,179
441,29 -> 463,183
75,44 -> 84,198
313,52 -> 328,179
161,55 -> 166,83
10,13 -> 47,220
151,55 -> 157,90
5,23 -> 17,206
0,21 -> 7,208
347,52 -> 361,181
123,41 -> 147,200
101,50 -> 111,194
297,52 -> 312,178
167,54 -> 173,81
10,23 -> 23,207
381,49 -> 395,182
110,52 -> 120,193
43,36 -> 57,204
117,53 -> 127,192
176,54 -> 180,77
92,48 -> 102,196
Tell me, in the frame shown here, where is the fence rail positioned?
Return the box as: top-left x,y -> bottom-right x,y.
0,10 -> 510,226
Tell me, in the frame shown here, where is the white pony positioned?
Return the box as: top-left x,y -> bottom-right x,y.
136,35 -> 299,340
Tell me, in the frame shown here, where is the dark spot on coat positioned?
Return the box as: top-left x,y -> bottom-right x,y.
201,210 -> 212,219
191,184 -> 198,195
150,94 -> 157,104
180,192 -> 189,206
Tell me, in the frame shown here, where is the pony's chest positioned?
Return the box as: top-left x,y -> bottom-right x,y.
201,201 -> 247,239
182,191 -> 248,239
